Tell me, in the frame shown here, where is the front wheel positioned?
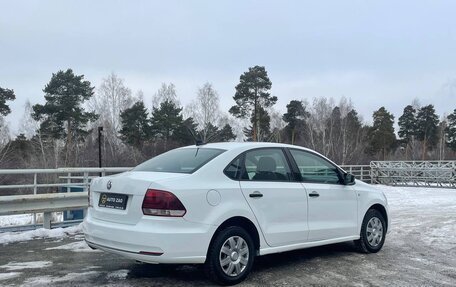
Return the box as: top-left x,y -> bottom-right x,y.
354,209 -> 386,253
204,226 -> 255,285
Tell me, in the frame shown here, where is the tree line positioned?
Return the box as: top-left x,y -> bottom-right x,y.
1,66 -> 456,171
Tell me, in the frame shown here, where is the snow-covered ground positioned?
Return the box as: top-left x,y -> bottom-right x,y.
0,224 -> 82,245
0,185 -> 455,286
380,185 -> 456,251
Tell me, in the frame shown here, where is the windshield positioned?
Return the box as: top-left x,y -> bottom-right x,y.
134,148 -> 225,174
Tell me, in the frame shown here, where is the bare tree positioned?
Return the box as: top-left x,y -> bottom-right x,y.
89,73 -> 135,160
19,100 -> 39,139
306,97 -> 334,155
268,108 -> 286,143
152,83 -> 179,108
185,83 -> 221,142
0,116 -> 11,163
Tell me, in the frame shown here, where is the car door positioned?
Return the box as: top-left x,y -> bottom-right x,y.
288,149 -> 358,242
239,148 -> 309,247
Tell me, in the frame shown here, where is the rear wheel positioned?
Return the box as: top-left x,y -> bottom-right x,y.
205,226 -> 255,285
355,209 -> 386,253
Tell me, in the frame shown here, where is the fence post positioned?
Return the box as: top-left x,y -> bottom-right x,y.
65,172 -> 71,220
360,166 -> 364,181
33,173 -> 37,225
370,162 -> 374,184
66,172 -> 71,193
43,212 -> 52,229
83,172 -> 89,218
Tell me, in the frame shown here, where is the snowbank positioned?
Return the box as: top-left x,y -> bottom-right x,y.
0,223 -> 82,245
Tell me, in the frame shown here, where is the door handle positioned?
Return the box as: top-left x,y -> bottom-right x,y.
249,191 -> 263,198
309,191 -> 320,198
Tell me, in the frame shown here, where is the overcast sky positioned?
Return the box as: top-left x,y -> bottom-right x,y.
1,0 -> 456,134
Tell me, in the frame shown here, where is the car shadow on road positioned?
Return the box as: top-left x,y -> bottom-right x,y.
125,242 -> 357,284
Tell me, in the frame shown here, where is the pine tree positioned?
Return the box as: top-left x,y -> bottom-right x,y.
32,69 -> 98,164
119,101 -> 151,149
243,106 -> 271,141
398,105 -> 417,142
341,109 -> 364,164
174,117 -> 199,145
415,104 -> 439,159
445,109 -> 456,152
199,122 -> 236,143
398,105 -> 418,159
0,86 -> 16,116
218,124 -> 236,142
229,66 -> 276,141
367,107 -> 396,160
283,100 -> 309,144
150,100 -> 184,146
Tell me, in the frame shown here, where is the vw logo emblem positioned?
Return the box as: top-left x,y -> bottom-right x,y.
107,180 -> 112,190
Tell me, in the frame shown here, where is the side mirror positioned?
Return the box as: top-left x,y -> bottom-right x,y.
343,173 -> 356,185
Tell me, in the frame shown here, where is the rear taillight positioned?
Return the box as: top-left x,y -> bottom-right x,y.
142,189 -> 186,217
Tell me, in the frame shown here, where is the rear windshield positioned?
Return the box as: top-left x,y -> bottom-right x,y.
134,148 -> 225,174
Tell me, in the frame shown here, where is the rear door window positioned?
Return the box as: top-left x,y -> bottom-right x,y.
242,148 -> 293,181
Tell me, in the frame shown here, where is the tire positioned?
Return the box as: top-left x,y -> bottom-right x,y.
204,226 -> 255,286
355,209 -> 386,253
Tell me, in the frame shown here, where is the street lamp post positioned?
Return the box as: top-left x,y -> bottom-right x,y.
98,127 -> 103,176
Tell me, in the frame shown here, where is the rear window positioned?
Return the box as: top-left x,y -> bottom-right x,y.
134,148 -> 225,174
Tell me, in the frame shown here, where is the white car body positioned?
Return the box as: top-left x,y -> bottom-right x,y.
83,142 -> 389,266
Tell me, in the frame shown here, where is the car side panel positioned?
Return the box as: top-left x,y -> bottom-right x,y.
353,180 -> 390,233
154,167 -> 270,251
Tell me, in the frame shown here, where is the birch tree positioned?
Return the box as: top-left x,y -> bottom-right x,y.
89,73 -> 135,158
186,83 -> 221,142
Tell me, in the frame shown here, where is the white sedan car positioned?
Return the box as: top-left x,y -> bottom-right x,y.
83,142 -> 389,285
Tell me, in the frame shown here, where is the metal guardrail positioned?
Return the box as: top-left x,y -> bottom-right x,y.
370,161 -> 456,188
0,192 -> 88,229
340,165 -> 371,183
0,167 -> 131,230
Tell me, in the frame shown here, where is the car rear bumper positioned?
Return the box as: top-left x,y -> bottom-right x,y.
83,213 -> 216,264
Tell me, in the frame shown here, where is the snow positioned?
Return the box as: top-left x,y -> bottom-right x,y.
0,224 -> 82,245
106,269 -> 129,280
379,185 -> 456,250
22,271 -> 99,286
0,214 -> 34,226
0,261 -> 52,271
0,213 -> 63,227
44,241 -> 100,252
0,272 -> 21,281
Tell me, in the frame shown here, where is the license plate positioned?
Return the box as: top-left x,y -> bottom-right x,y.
98,193 -> 128,210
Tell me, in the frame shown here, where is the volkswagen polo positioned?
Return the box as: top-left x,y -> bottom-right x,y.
83,142 -> 389,285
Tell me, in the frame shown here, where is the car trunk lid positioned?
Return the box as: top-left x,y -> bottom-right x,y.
90,171 -> 189,225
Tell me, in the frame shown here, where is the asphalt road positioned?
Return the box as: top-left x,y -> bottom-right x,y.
1,186 -> 455,286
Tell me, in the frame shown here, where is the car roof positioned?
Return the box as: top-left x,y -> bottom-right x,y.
180,142 -> 312,152
179,142 -> 344,172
